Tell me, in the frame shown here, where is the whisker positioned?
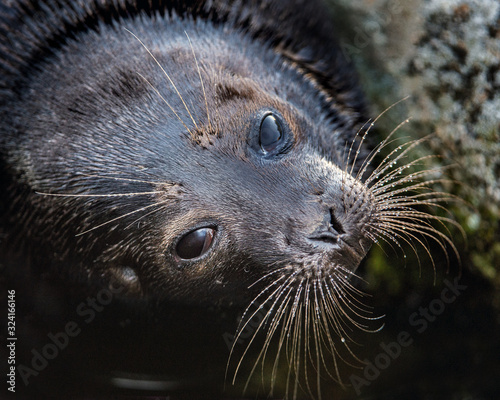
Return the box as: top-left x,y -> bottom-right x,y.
137,72 -> 195,138
374,207 -> 463,234
326,279 -> 371,334
185,31 -> 212,135
374,176 -> 456,199
368,141 -> 433,185
356,119 -> 412,183
356,135 -> 410,180
347,96 -> 410,179
229,272 -> 296,384
76,173 -> 168,186
376,217 -> 459,264
372,220 -> 441,271
345,118 -> 373,177
315,282 -> 344,384
367,223 -> 415,261
247,265 -> 289,289
269,285 -> 301,393
302,279 -> 316,399
311,280 -> 323,399
124,28 -> 199,129
239,278 -> 297,392
123,201 -> 170,231
252,286 -> 295,395
370,155 -> 447,192
75,200 -> 167,237
286,298 -> 303,400
335,265 -> 369,287
329,275 -> 373,316
36,190 -> 162,198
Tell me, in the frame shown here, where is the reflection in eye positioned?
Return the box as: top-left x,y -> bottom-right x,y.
176,227 -> 215,260
259,114 -> 283,153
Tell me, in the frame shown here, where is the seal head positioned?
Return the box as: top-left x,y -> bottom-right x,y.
0,1 -> 372,305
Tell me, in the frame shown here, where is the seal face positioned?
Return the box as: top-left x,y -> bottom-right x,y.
0,1 -> 372,305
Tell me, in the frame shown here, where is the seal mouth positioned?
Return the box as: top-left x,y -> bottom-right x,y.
286,236 -> 372,281
307,231 -> 341,246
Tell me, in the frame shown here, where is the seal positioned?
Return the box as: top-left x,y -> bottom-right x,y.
0,0 -> 372,304
0,0 -> 458,398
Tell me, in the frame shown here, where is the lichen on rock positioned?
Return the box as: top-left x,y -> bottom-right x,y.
330,0 -> 500,282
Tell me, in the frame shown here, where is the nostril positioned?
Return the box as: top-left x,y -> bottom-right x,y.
308,208 -> 345,248
329,209 -> 345,236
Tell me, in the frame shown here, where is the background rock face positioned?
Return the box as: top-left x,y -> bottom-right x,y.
324,0 -> 500,398
333,0 -> 500,279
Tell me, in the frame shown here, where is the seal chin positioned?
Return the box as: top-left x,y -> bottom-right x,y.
330,235 -> 373,272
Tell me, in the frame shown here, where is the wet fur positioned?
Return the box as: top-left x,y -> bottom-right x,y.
0,0 -> 368,301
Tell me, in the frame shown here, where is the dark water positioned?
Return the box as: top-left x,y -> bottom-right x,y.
2,255 -> 499,400
348,267 -> 500,400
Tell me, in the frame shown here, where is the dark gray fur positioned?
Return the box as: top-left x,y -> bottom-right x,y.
0,0 -> 370,302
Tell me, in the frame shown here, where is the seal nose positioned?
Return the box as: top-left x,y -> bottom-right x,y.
308,208 -> 345,247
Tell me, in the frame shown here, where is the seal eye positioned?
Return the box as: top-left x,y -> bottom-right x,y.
259,114 -> 283,153
176,227 -> 215,260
